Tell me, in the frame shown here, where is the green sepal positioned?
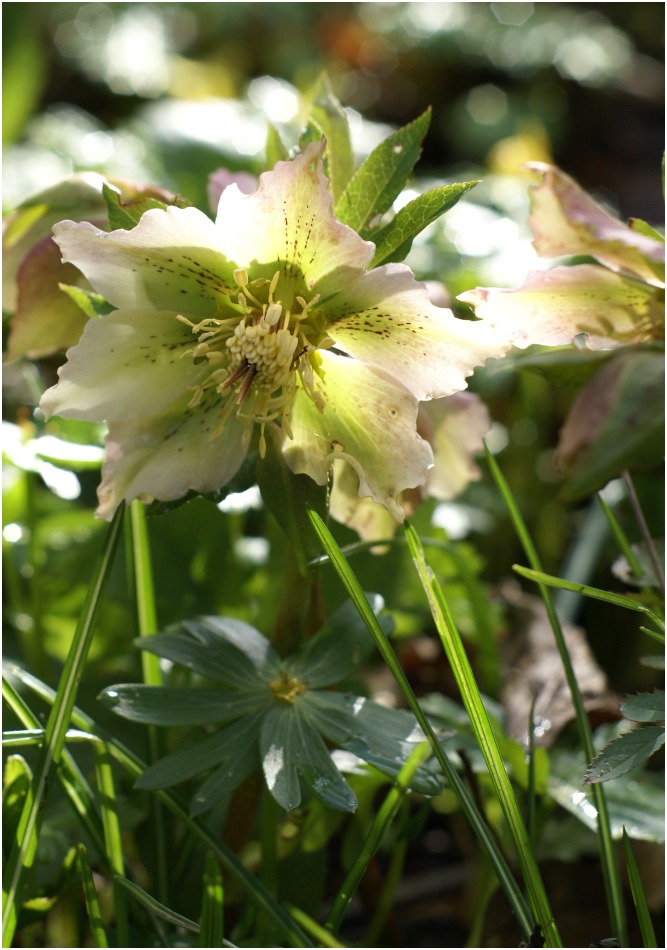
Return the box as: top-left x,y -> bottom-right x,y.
334,108 -> 431,237
370,181 -> 479,267
256,426 -> 327,579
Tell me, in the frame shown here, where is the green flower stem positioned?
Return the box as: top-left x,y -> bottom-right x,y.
2,504 -> 124,949
4,662 -> 312,949
78,845 -> 110,948
405,523 -> 560,948
286,905 -> 347,948
622,829 -> 657,948
307,508 -> 534,943
271,546 -> 324,655
486,446 -> 628,947
127,500 -> 169,904
597,494 -> 643,578
622,470 -> 665,596
94,744 -> 129,947
326,742 -> 430,933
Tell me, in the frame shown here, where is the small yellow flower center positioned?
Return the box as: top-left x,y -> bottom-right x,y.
177,270 -> 327,453
269,670 -> 308,704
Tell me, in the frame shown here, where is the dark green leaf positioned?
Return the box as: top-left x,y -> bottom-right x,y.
256,426 -> 327,578
370,182 -> 478,266
99,684 -> 265,725
190,714 -> 265,815
305,74 -> 354,204
58,284 -> 116,320
136,712 -> 264,793
298,691 -> 357,744
508,345 -> 617,389
620,690 -> 665,723
259,705 -> 357,812
335,109 -> 431,237
284,595 -> 390,687
584,726 -> 665,784
179,616 -> 280,675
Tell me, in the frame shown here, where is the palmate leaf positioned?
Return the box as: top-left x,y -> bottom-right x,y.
335,109 -> 431,238
584,725 -> 666,784
99,684 -> 265,726
370,181 -> 479,267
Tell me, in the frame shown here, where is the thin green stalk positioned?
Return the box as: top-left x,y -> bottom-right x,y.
78,845 -> 110,948
405,523 -> 560,947
326,742 -> 431,933
286,906 -> 347,948
307,508 -> 534,943
199,853 -> 225,949
2,677 -> 107,860
623,471 -> 665,596
486,446 -> 628,947
2,504 -> 124,948
622,829 -> 657,948
4,662 -> 312,949
127,500 -> 169,904
115,876 -> 200,935
363,823 -> 408,947
512,566 -> 664,636
597,494 -> 643,579
94,744 -> 129,947
527,696 -> 538,847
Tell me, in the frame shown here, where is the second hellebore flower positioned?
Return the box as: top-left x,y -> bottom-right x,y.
41,141 -> 507,519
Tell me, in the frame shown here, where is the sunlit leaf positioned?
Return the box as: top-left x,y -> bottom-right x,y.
584,726 -> 665,784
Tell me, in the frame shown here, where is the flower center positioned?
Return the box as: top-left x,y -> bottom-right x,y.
177,269 -> 328,454
269,670 -> 307,704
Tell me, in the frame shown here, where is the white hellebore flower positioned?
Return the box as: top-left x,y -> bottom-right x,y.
41,141 -> 507,520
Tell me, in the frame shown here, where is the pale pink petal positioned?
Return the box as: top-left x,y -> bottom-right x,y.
325,263 -> 510,400
40,309 -> 204,422
282,350 -> 433,521
459,265 -> 664,350
215,141 -> 374,299
95,390 -> 249,519
53,207 -> 238,317
208,168 -> 257,214
527,163 -> 664,287
420,392 -> 491,500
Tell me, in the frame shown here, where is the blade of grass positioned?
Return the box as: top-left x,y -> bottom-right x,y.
127,500 -> 169,904
623,471 -> 665,596
78,845 -> 110,948
286,906 -> 347,948
512,566 -> 664,637
485,446 -> 628,946
405,522 -> 560,947
115,876 -> 199,934
2,504 -> 124,948
3,662 -> 312,949
622,829 -> 657,948
306,508 -> 534,943
2,677 -> 107,860
362,809 -> 409,947
199,852 -> 224,949
326,742 -> 430,932
94,744 -> 129,946
597,494 -> 643,579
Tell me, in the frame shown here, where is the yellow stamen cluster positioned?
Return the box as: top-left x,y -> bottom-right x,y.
179,269 -> 325,455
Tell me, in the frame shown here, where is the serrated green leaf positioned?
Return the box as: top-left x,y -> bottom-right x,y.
305,74 -> 354,204
260,704 -> 357,812
256,426 -> 326,579
584,726 -> 665,784
558,347 -> 665,501
335,109 -> 431,237
620,690 -> 665,723
284,596 -> 388,687
57,284 -> 115,320
99,684 -> 265,725
370,181 -> 478,266
265,123 -> 289,168
102,183 -> 172,231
